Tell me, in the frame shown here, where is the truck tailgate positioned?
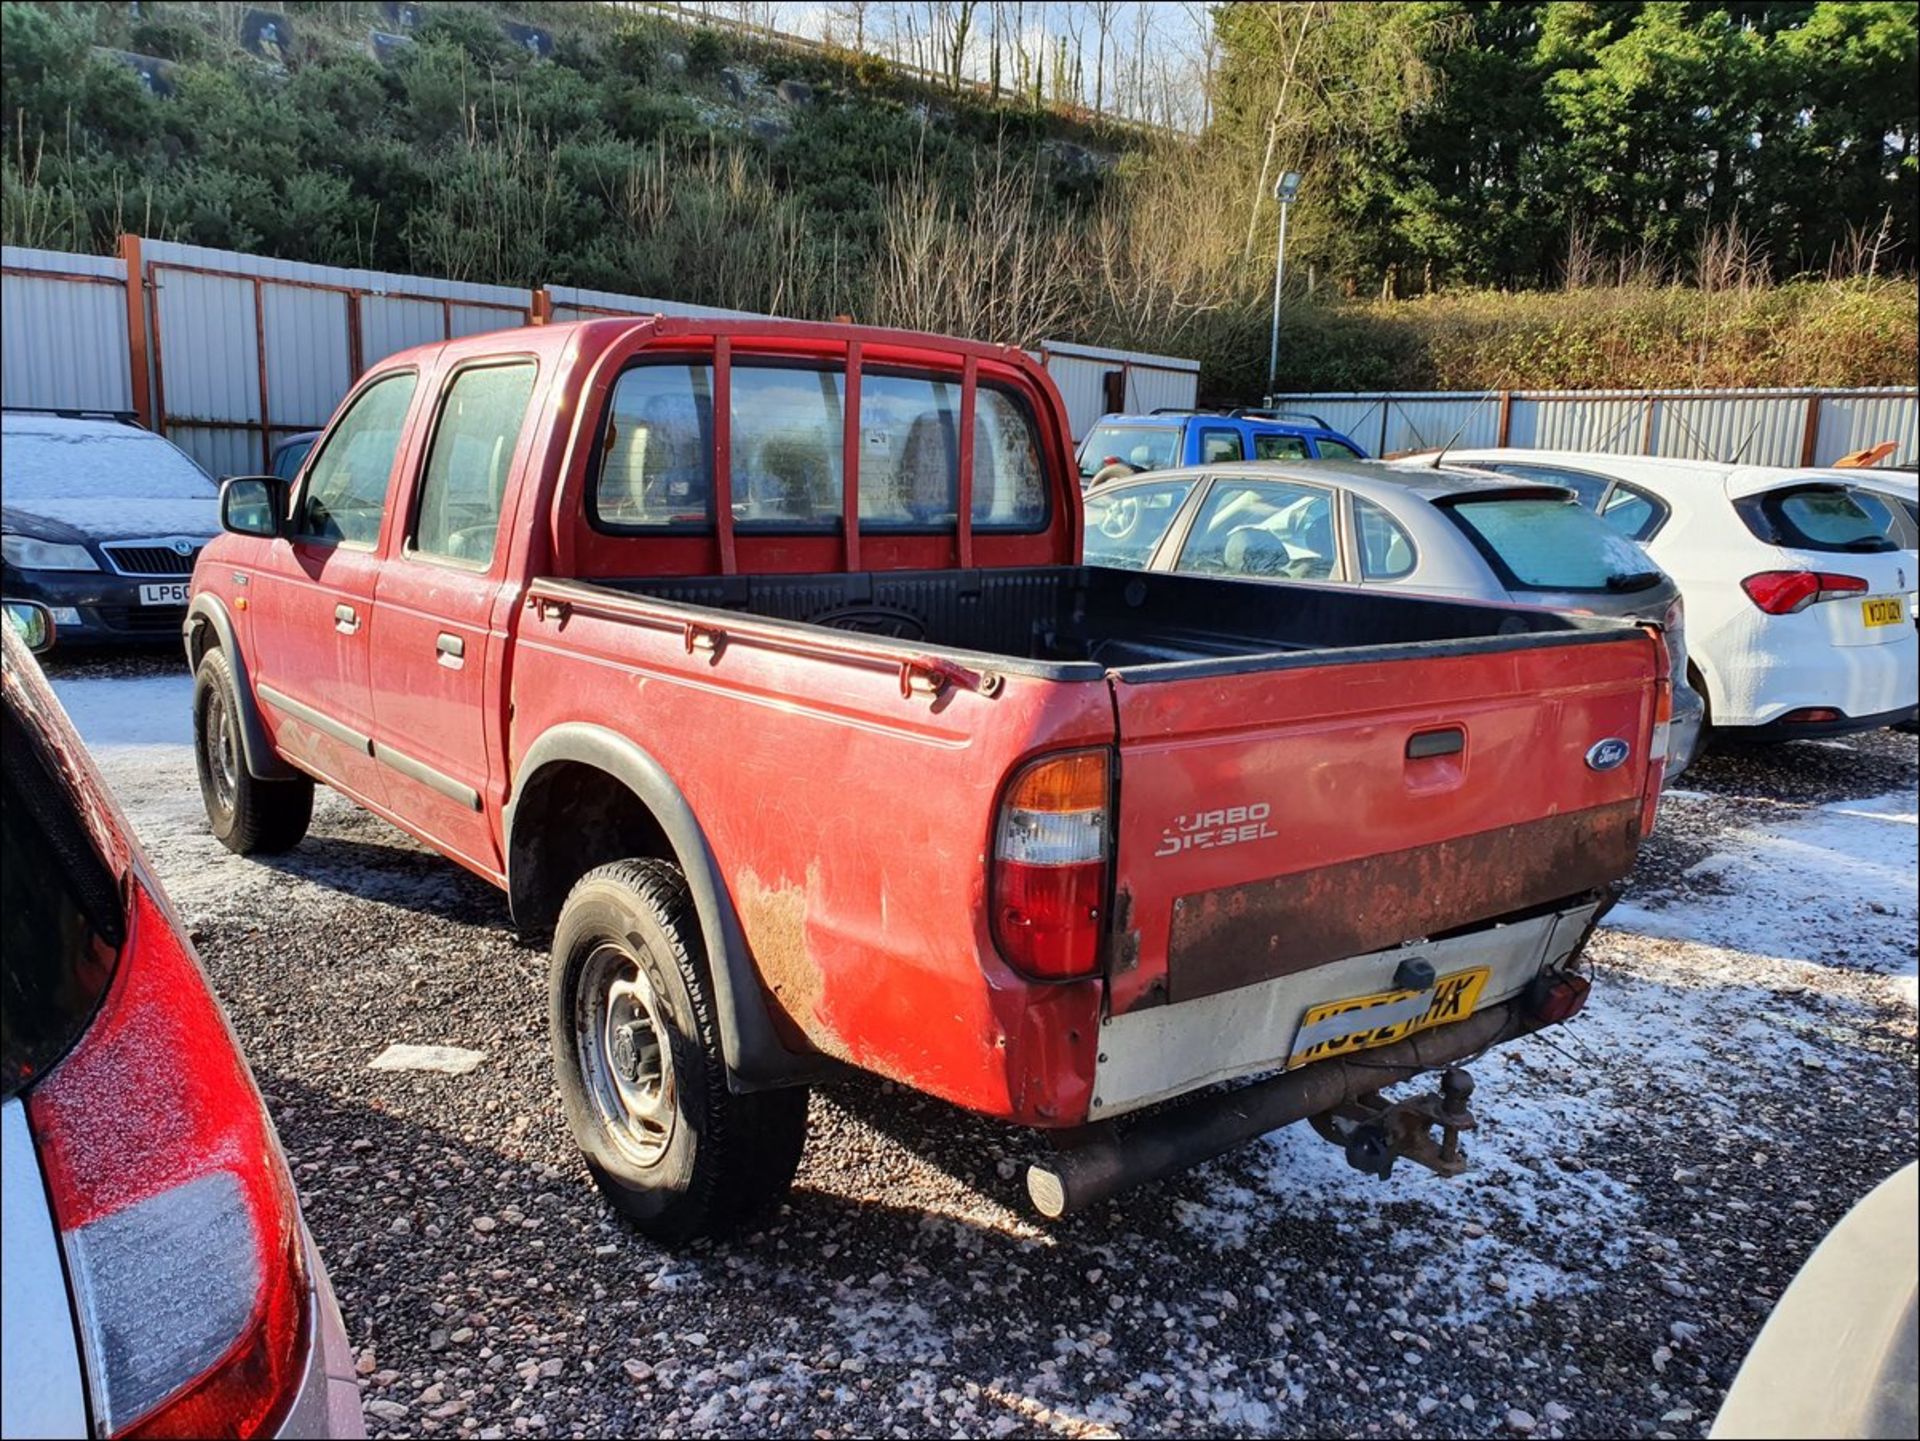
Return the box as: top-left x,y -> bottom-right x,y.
1105,632 -> 1661,1016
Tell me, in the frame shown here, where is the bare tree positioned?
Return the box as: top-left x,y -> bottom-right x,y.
1090,0 -> 1119,118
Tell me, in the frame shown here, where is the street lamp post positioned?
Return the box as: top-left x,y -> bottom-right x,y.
1266,170 -> 1304,402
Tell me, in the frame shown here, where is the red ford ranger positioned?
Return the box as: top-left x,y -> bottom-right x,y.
186,318 -> 1670,1240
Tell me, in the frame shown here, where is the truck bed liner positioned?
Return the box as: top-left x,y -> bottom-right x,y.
585,565 -> 1635,676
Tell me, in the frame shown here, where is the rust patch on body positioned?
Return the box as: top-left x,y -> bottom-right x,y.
1167,800 -> 1641,1003
735,864 -> 849,1061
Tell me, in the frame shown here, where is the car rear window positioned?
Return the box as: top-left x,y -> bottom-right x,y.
1736,485 -> 1898,554
1,705 -> 122,1101
1079,425 -> 1179,479
1443,495 -> 1659,592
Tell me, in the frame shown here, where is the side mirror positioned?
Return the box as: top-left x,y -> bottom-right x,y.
3,600 -> 55,654
221,475 -> 287,538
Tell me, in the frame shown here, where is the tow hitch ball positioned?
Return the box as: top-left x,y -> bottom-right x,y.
1309,1067 -> 1478,1180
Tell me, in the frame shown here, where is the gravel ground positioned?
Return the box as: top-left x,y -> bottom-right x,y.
47,650 -> 1920,1441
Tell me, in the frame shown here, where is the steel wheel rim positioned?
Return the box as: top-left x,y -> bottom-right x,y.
575,941 -> 676,1167
206,688 -> 238,814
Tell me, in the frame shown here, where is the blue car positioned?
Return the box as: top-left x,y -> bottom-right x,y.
1077,408 -> 1367,487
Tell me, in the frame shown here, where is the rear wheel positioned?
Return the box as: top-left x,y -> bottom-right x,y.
549,859 -> 807,1243
194,648 -> 312,854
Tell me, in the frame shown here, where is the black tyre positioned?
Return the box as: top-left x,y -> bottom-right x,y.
194,648 -> 313,855
549,859 -> 807,1243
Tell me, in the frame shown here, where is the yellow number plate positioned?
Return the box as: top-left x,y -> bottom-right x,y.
1862,597 -> 1905,627
1287,966 -> 1492,1068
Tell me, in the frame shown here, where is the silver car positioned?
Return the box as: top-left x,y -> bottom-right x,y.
1081,458 -> 1705,778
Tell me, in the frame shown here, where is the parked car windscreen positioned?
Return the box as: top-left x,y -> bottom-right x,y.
1079,424 -> 1180,479
1738,484 -> 1899,554
0,416 -> 215,502
1442,494 -> 1660,592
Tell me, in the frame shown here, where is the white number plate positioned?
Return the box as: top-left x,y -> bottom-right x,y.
138,582 -> 191,606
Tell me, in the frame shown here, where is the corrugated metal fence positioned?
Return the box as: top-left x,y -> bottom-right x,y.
2,239 -> 1201,474
1264,388 -> 1919,468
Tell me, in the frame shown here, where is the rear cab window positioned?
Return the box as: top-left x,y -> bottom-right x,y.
1078,424 -> 1180,481
1735,485 -> 1899,555
1442,494 -> 1660,593
590,354 -> 1049,536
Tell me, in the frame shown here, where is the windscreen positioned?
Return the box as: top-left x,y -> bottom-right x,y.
1444,494 -> 1659,592
1079,424 -> 1179,479
0,417 -> 214,501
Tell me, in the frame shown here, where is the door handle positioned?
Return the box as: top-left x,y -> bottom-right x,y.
436,632 -> 465,669
334,603 -> 359,635
1406,726 -> 1465,760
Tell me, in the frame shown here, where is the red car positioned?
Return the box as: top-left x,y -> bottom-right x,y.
0,606 -> 362,1438
185,318 -> 1671,1240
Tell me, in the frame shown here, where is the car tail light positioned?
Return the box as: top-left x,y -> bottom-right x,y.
1780,707 -> 1843,724
1741,570 -> 1870,615
25,882 -> 308,1439
1661,595 -> 1685,676
993,749 -> 1111,980
1639,630 -> 1674,837
1526,972 -> 1591,1025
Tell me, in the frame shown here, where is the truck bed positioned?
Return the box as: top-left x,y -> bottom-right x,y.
579,563 -> 1630,674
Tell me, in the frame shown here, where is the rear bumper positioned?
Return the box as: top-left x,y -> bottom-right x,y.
1087,894 -> 1606,1120
1722,702 -> 1920,742
275,1239 -> 364,1439
1,566 -> 188,646
1667,683 -> 1706,781
1709,634 -> 1919,730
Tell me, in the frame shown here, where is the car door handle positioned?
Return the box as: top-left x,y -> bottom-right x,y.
436,632 -> 465,668
334,603 -> 359,635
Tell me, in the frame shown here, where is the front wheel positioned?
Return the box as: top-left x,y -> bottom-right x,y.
194,648 -> 312,855
549,859 -> 808,1243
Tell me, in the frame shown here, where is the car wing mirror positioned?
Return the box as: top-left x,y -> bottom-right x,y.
3,599 -> 55,654
220,475 -> 288,538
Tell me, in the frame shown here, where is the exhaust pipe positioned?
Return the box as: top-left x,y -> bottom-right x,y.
1026,1001 -> 1528,1218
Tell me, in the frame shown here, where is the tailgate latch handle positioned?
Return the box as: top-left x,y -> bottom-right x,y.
1406,727 -> 1465,760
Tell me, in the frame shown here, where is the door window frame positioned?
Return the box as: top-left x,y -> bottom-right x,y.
399,355 -> 543,574
286,367 -> 421,552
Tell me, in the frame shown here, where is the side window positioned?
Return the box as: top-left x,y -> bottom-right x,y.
1252,433 -> 1310,461
1179,480 -> 1342,581
592,364 -> 714,530
1198,429 -> 1244,464
412,363 -> 538,566
292,373 -> 417,546
1313,436 -> 1364,460
1598,482 -> 1668,542
1354,496 -> 1416,579
1084,480 -> 1196,571
732,364 -> 844,531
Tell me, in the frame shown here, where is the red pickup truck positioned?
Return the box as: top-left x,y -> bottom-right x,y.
186,318 -> 1670,1240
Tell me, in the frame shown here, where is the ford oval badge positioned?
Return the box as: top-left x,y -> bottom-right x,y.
1585,737 -> 1631,772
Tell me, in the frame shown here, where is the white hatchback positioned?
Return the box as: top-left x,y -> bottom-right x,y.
1435,451 -> 1919,740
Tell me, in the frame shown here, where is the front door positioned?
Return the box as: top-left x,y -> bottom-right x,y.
366,359 -> 541,878
248,370 -> 420,808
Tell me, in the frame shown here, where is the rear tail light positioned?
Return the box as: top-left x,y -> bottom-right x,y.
1780,707 -> 1843,724
1525,972 -> 1591,1026
1639,630 -> 1674,837
1660,595 -> 1685,678
1741,570 -> 1869,615
26,882 -> 308,1439
993,749 -> 1111,980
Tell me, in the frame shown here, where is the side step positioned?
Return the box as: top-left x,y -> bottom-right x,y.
1026,1001 -> 1527,1218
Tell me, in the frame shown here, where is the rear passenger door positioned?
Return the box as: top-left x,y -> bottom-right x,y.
1173,477 -> 1346,584
366,359 -> 541,877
